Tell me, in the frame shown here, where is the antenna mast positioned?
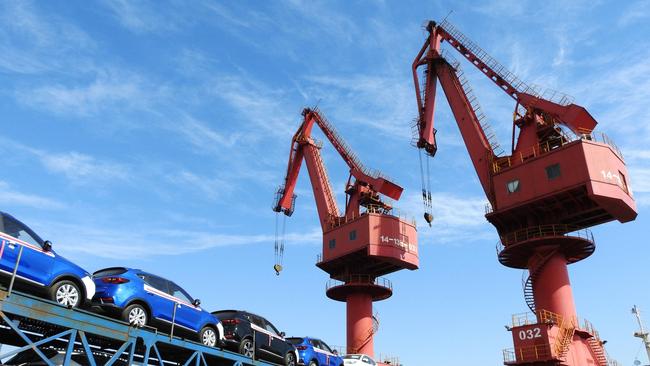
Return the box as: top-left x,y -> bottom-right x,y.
633,305 -> 650,364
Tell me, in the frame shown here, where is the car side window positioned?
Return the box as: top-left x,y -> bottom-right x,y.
169,282 -> 193,303
320,340 -> 333,353
142,274 -> 169,293
263,319 -> 280,336
309,339 -> 319,348
1,215 -> 42,247
250,315 -> 265,328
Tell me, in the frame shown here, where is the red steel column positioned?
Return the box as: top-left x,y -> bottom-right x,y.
530,251 -> 577,322
347,292 -> 374,357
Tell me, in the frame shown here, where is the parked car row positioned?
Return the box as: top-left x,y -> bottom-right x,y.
0,212 -> 376,366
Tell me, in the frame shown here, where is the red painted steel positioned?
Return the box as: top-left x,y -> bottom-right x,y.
412,19 -> 637,366
274,108 -> 418,357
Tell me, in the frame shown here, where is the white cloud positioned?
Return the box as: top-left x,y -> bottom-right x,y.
0,181 -> 65,209
16,70 -> 160,117
39,152 -> 129,184
44,220 -> 321,260
166,170 -> 229,200
0,1 -> 95,74
100,0 -> 186,34
0,138 -> 129,186
397,191 -> 493,244
618,0 -> 650,26
167,114 -> 242,154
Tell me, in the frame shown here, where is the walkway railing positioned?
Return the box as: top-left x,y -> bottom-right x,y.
496,224 -> 594,250
492,132 -> 623,173
325,275 -> 392,291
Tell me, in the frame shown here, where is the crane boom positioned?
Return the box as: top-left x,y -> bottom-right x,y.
274,108 -> 403,231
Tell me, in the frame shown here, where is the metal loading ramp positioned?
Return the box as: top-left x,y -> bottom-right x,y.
0,288 -> 277,366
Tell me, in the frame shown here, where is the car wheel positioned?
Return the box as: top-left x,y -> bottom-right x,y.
238,338 -> 254,358
308,361 -> 318,366
122,303 -> 148,327
49,280 -> 81,308
285,351 -> 297,366
199,326 -> 218,347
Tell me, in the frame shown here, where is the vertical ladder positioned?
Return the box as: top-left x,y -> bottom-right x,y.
442,52 -> 505,157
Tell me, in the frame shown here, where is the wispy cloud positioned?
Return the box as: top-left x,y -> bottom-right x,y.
166,114 -> 242,154
100,0 -> 188,34
39,152 -> 129,184
618,0 -> 650,26
166,170 -> 229,201
0,181 -> 65,209
0,1 -> 94,74
15,69 -> 164,117
0,138 -> 129,186
42,220 -> 321,260
398,191 -> 493,244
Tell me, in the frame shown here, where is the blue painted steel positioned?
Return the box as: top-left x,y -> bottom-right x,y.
0,289 -> 276,366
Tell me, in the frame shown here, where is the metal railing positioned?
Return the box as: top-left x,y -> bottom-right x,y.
492,132 -> 623,173
325,275 -> 393,291
326,205 -> 417,230
311,107 -> 394,182
441,50 -> 505,157
496,224 -> 594,249
502,344 -> 552,363
439,19 -> 574,107
511,309 -> 568,328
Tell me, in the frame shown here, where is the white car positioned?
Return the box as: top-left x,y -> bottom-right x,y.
343,354 -> 376,365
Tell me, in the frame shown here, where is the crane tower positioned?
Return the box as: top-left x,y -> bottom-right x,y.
274,108 -> 419,357
412,20 -> 637,365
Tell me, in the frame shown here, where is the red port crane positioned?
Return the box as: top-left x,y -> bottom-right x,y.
412,20 -> 637,365
274,108 -> 419,357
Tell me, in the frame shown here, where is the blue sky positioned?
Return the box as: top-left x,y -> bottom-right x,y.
1,0 -> 649,365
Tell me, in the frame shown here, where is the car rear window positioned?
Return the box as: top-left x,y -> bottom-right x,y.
286,337 -> 304,345
93,268 -> 127,277
212,310 -> 239,318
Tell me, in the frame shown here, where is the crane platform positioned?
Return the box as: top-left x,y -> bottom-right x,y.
0,287 -> 276,366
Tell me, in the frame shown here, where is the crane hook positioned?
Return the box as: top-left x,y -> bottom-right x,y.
273,264 -> 283,276
424,212 -> 434,226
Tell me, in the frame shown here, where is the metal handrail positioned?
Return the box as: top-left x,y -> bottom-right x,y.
325,276 -> 393,291
496,224 -> 594,249
492,132 -> 623,174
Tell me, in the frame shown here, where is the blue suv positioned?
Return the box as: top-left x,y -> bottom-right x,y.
0,211 -> 95,308
91,267 -> 224,347
287,337 -> 343,366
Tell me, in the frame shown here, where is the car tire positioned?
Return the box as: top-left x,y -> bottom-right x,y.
239,338 -> 254,358
285,351 -> 297,366
121,303 -> 148,327
49,280 -> 81,308
199,326 -> 218,347
308,361 -> 318,366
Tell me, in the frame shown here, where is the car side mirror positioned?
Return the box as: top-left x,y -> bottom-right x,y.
193,298 -> 201,306
43,240 -> 52,251
333,350 -> 338,355
280,331 -> 285,337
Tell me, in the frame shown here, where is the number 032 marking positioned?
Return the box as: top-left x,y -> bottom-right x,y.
518,328 -> 542,340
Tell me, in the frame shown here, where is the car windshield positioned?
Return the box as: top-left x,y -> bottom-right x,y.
93,268 -> 127,277
0,213 -> 44,247
286,338 -> 303,345
212,310 -> 238,318
344,355 -> 362,360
